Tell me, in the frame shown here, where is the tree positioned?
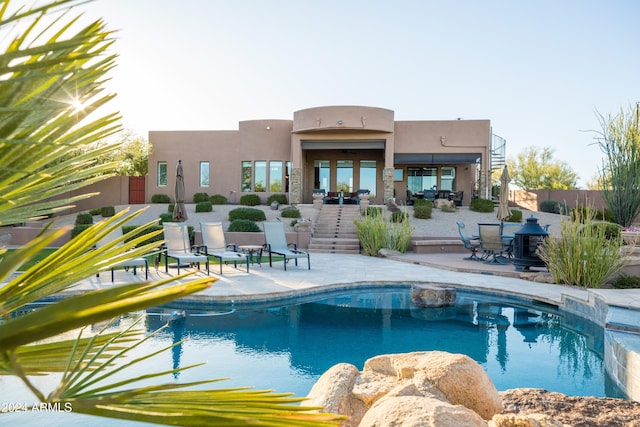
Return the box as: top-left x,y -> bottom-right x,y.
506,146 -> 578,190
594,105 -> 640,228
0,1 -> 339,425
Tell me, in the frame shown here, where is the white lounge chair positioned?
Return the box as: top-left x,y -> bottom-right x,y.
96,226 -> 149,282
263,222 -> 310,271
162,222 -> 209,275
199,222 -> 249,274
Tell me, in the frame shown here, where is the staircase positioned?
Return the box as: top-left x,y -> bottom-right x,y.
308,205 -> 361,254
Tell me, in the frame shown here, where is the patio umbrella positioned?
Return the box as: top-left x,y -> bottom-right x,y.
496,165 -> 511,222
172,160 -> 188,222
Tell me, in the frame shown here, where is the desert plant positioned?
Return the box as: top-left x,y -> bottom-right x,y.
229,207 -> 267,221
100,206 -> 116,217
366,206 -> 383,217
582,221 -> 622,241
413,198 -> 431,207
507,209 -> 522,223
355,210 -> 413,255
75,212 -> 93,225
281,208 -> 302,218
469,198 -> 494,213
228,219 -> 261,232
537,210 -> 627,288
193,192 -> 209,203
540,200 -> 570,215
390,211 -> 409,222
611,274 -> 640,289
240,194 -> 261,206
151,193 -> 171,203
195,201 -> 213,212
0,2 -> 337,425
266,194 -> 288,205
210,194 -> 228,205
414,205 -> 432,219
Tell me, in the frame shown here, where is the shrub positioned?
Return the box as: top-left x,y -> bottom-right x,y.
195,201 -> 213,213
228,219 -> 261,232
355,210 -> 413,256
390,211 -> 409,223
537,210 -> 626,288
229,207 -> 266,221
240,194 -> 261,206
159,212 -> 175,223
193,192 -> 209,203
583,222 -> 622,241
507,209 -> 522,223
440,204 -> 457,213
122,225 -> 164,247
414,205 -> 432,219
100,206 -> 115,217
365,206 -> 383,217
281,208 -> 301,219
540,200 -> 570,215
71,224 -> 91,238
413,199 -> 431,207
469,198 -> 494,213
612,274 -> 640,289
151,194 -> 171,203
571,206 -> 615,223
210,194 -> 228,205
89,208 -> 101,216
75,212 -> 93,225
266,194 -> 288,205
168,203 -> 175,213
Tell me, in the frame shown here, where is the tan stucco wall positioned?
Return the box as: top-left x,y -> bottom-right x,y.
293,105 -> 394,133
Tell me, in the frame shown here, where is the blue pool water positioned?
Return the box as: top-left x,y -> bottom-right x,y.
1,286 -> 625,426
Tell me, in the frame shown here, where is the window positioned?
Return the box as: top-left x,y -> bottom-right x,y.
285,161 -> 291,192
255,161 -> 267,192
157,161 -> 167,187
336,160 -> 353,192
440,167 -> 456,191
393,168 -> 404,182
200,161 -> 209,187
241,161 -> 252,192
269,161 -> 283,192
407,167 -> 437,193
314,160 -> 330,191
359,160 -> 377,197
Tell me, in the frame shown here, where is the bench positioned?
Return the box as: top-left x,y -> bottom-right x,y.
410,239 -> 464,254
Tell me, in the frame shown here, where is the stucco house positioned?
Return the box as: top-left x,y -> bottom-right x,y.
147,105 -> 501,206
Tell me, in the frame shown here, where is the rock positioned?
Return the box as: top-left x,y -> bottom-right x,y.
490,413 -> 565,427
270,201 -> 279,210
386,198 -> 400,212
378,248 -> 402,257
411,283 -> 456,308
434,199 -> 455,209
519,272 -> 556,283
499,388 -> 640,427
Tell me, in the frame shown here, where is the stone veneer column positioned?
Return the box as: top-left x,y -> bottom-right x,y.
383,167 -> 394,202
290,167 -> 302,205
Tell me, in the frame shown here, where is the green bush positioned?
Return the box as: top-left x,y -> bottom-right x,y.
281,208 -> 301,218
540,200 -> 570,215
71,224 -> 92,238
366,206 -> 383,217
151,194 -> 171,203
583,222 -> 622,241
193,192 -> 209,203
355,210 -> 413,256
168,203 -> 175,213
89,208 -> 101,216
75,212 -> 93,225
229,207 -> 266,221
122,225 -> 164,247
159,212 -> 175,223
228,219 -> 261,232
100,206 -> 115,217
210,194 -> 228,205
507,209 -> 522,223
571,206 -> 615,223
240,194 -> 261,206
266,194 -> 288,205
414,205 -> 432,219
390,211 -> 409,223
469,198 -> 494,213
612,274 -> 640,289
537,210 -> 625,288
413,199 -> 431,207
195,201 -> 213,213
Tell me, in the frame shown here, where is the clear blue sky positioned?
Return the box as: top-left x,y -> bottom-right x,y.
81,0 -> 639,188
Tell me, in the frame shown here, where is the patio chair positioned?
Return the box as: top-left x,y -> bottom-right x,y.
263,221 -> 310,271
96,227 -> 149,282
199,222 -> 249,274
450,191 -> 464,207
162,222 -> 209,275
423,189 -> 437,202
478,223 -> 509,264
456,221 -> 481,261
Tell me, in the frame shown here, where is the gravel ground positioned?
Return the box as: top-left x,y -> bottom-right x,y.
21,203 -> 566,239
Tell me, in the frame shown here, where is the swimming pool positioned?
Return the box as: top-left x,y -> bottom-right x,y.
1,286 -> 626,426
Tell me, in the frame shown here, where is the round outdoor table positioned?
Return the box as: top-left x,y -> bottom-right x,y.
238,245 -> 263,266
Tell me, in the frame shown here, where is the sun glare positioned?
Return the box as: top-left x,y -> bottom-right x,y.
71,99 -> 84,113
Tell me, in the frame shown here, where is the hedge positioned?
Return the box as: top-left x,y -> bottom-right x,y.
71,224 -> 92,238
228,219 -> 261,232
414,205 -> 432,219
469,198 -> 494,213
210,194 -> 228,205
229,207 -> 266,221
193,192 -> 209,203
195,201 -> 213,212
239,194 -> 261,206
100,206 -> 115,217
151,194 -> 171,203
281,208 -> 301,218
507,209 -> 522,223
75,212 -> 93,225
266,194 -> 288,205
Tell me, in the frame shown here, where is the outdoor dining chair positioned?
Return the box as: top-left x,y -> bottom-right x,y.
162,222 -> 209,275
199,222 -> 249,274
456,221 -> 481,261
263,222 -> 310,271
478,223 -> 510,264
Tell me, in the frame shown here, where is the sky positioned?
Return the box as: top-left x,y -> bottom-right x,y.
75,0 -> 639,188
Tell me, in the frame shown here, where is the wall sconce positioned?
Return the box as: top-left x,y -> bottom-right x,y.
337,120 -> 343,125
265,125 -> 271,131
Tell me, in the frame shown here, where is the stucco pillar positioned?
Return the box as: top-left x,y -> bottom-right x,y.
290,167 -> 302,204
383,167 -> 394,201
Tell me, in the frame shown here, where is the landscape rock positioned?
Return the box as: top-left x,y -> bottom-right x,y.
411,283 -> 457,307
434,199 -> 455,209
378,248 -> 402,257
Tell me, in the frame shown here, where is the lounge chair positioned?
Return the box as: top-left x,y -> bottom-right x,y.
263,222 -> 310,270
162,222 -> 209,275
478,224 -> 509,264
456,221 -> 481,261
96,227 -> 149,282
199,222 -> 249,274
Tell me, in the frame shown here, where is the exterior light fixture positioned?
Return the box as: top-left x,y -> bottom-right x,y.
265,125 -> 271,130
337,120 -> 343,125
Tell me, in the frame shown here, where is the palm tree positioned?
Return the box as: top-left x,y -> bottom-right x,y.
0,1 -> 340,425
